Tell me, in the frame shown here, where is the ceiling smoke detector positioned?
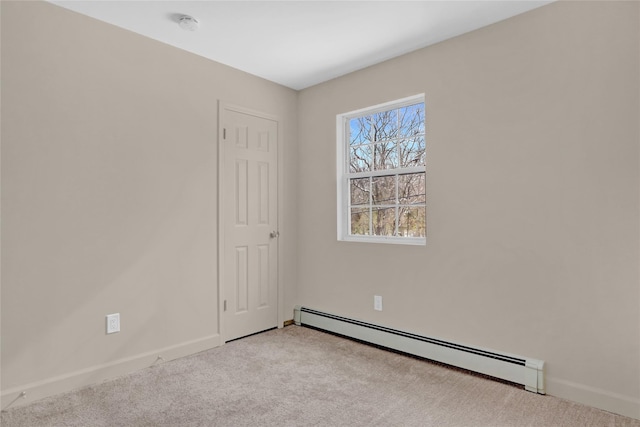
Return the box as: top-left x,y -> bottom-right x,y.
178,15 -> 199,32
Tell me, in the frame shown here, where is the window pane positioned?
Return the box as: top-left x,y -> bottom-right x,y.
350,208 -> 370,235
399,137 -> 425,167
349,117 -> 371,146
399,104 -> 425,137
349,144 -> 372,173
373,141 -> 398,170
371,207 -> 396,236
398,206 -> 426,237
372,110 -> 398,141
372,175 -> 396,206
398,173 -> 425,205
340,97 -> 426,243
350,178 -> 370,206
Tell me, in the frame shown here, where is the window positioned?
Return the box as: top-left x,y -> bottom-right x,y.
337,95 -> 426,245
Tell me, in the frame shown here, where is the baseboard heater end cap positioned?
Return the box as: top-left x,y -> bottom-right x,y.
525,359 -> 545,394
293,306 -> 302,326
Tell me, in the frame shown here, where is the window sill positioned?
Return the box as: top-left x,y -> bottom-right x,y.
339,235 -> 426,246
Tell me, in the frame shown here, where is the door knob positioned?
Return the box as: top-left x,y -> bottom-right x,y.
270,231 -> 280,239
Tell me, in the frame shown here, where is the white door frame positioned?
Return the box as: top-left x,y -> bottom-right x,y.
217,101 -> 284,342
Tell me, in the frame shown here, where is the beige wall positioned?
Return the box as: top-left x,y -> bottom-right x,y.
297,1 -> 639,419
1,1 -> 298,404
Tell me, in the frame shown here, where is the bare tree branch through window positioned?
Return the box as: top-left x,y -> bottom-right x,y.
346,102 -> 426,239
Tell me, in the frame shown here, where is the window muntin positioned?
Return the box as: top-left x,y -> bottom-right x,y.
338,95 -> 426,244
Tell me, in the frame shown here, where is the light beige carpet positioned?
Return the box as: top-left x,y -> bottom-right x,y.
2,325 -> 639,427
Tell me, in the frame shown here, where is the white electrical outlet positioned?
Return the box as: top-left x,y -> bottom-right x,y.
106,313 -> 120,334
374,295 -> 383,311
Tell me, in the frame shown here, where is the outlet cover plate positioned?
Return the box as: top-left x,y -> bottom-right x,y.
106,313 -> 120,334
374,295 -> 383,311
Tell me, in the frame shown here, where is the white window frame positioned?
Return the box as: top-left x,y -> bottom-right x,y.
336,94 -> 426,245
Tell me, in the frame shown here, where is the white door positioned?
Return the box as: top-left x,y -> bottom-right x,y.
220,105 -> 279,342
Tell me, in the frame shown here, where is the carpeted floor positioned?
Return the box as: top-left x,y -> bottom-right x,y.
2,325 -> 639,426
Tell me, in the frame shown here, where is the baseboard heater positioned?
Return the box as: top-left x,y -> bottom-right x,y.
294,306 -> 545,394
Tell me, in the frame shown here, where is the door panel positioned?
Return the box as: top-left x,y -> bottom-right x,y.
221,107 -> 278,341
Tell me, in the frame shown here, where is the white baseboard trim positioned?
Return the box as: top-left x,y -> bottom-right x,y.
546,376 -> 640,420
1,334 -> 221,411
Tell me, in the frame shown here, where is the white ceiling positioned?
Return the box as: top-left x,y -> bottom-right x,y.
48,1 -> 553,90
